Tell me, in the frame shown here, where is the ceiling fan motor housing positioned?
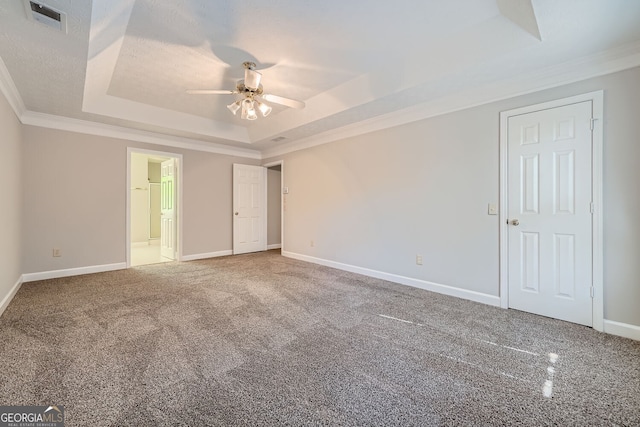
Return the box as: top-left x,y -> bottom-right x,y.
236,82 -> 264,96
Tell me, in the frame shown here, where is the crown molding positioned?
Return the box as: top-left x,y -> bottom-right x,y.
4,39 -> 640,161
0,56 -> 26,119
20,111 -> 261,159
262,40 -> 640,159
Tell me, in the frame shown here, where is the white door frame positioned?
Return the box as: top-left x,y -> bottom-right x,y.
126,147 -> 183,267
263,160 -> 285,253
499,91 -> 604,331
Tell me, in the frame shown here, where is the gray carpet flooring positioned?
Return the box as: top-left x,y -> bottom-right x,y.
0,250 -> 638,426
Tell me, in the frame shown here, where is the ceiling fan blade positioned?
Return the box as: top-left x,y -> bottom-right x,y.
186,89 -> 235,95
244,68 -> 262,90
262,93 -> 305,109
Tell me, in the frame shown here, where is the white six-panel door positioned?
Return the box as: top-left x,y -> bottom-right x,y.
160,158 -> 177,260
507,101 -> 593,326
233,164 -> 267,255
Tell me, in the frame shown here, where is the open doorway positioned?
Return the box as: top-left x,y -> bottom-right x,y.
265,161 -> 283,252
127,148 -> 182,267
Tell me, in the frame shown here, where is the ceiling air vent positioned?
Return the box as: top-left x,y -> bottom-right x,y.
271,136 -> 287,142
23,0 -> 67,33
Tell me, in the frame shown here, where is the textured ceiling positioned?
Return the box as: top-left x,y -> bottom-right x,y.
1,0 -> 640,156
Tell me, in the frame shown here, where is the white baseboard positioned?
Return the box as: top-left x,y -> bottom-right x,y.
603,319 -> 640,341
22,262 -> 127,283
0,275 -> 23,317
181,250 -> 233,262
267,244 -> 282,250
282,251 -> 500,307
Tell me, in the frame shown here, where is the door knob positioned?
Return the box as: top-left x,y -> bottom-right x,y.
234,212 -> 239,216
510,219 -> 520,226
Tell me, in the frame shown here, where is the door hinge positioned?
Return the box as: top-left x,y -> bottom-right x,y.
590,202 -> 594,214
590,287 -> 595,298
590,118 -> 596,131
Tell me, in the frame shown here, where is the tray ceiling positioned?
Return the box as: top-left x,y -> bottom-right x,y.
1,0 -> 640,156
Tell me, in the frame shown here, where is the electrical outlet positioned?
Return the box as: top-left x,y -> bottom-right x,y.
416,255 -> 423,265
53,248 -> 61,257
310,240 -> 315,247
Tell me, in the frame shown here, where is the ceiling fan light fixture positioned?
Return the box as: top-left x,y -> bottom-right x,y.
241,98 -> 258,120
241,103 -> 248,120
227,101 -> 241,115
256,100 -> 272,117
246,105 -> 258,121
188,62 -> 305,121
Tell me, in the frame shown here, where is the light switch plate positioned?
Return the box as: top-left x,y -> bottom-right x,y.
488,203 -> 498,215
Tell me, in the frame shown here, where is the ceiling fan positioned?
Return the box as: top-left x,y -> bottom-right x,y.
187,61 -> 305,120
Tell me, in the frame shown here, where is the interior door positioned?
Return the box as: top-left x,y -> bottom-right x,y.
160,158 -> 177,260
507,101 -> 593,326
233,164 -> 267,254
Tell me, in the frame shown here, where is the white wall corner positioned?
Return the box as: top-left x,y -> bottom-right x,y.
0,276 -> 24,318
603,320 -> 640,342
282,251 -> 501,307
22,262 -> 127,283
0,56 -> 26,120
181,250 -> 233,262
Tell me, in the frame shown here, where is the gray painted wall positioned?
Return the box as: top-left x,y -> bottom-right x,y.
0,88 -> 22,307
2,66 -> 639,330
266,66 -> 640,327
21,126 -> 259,273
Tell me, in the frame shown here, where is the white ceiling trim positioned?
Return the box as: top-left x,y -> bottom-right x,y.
83,0 -> 251,144
263,39 -> 640,159
5,37 -> 640,162
0,56 -> 25,119
20,110 -> 261,159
